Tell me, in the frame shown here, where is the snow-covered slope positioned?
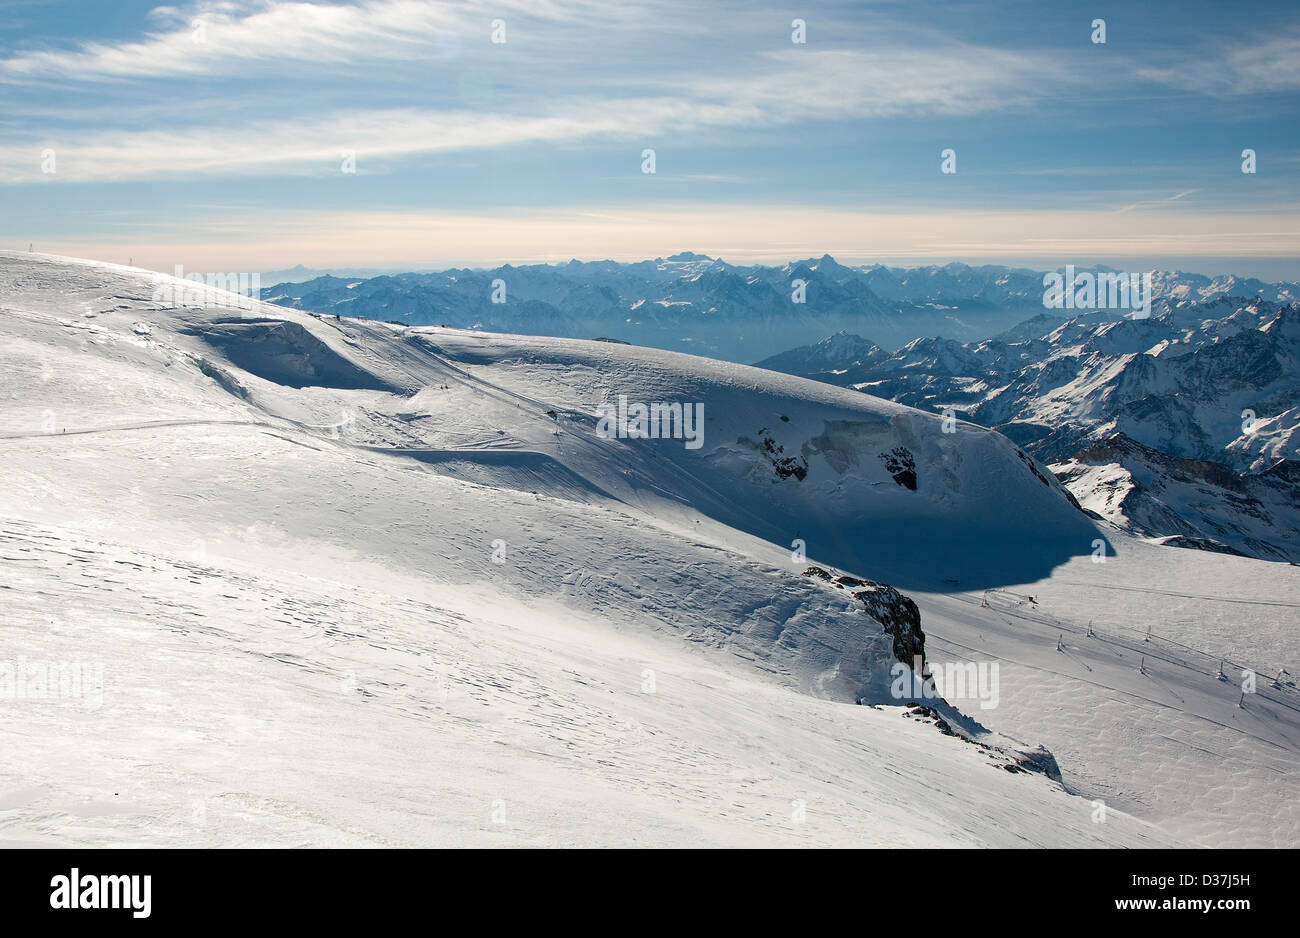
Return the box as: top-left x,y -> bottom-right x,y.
1053,433 -> 1300,562
758,300 -> 1300,564
2,253 -> 1296,847
753,330 -> 887,382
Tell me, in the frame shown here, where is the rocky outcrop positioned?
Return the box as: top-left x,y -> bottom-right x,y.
804,567 -> 924,668
877,446 -> 917,490
750,427 -> 809,481
1008,744 -> 1063,782
903,705 -> 1063,782
804,568 -> 1062,784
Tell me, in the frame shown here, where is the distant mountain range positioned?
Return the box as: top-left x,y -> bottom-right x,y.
261,253 -> 1300,561
754,298 -> 1300,562
265,255 -> 1300,364
259,264 -> 413,283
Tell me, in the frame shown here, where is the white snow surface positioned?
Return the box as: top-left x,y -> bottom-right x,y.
1,253 -> 1296,847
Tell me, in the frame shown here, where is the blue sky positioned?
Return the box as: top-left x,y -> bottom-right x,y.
1,0 -> 1298,276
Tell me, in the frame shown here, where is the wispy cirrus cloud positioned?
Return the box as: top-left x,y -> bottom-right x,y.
4,1 -> 1299,272
0,45 -> 1068,183
0,0 -> 1077,185
0,0 -> 615,82
1115,189 -> 1200,213
685,46 -> 1067,121
1135,31 -> 1300,94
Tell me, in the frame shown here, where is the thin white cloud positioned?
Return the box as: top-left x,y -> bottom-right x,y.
1136,32 -> 1300,95
0,45 -> 1067,183
0,0 -> 610,81
1115,189 -> 1201,213
690,46 -> 1066,121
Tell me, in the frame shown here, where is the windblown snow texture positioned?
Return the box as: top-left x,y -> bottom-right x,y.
2,253 -> 1296,848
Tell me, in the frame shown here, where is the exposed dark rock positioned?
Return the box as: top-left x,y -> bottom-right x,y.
802,573 -> 1062,783
750,427 -> 809,481
904,706 -> 1062,781
1259,458 -> 1300,486
905,704 -> 956,736
801,566 -> 924,668
1157,534 -> 1248,557
1010,745 -> 1063,783
877,446 -> 917,490
852,583 -> 924,666
1073,433 -> 1245,491
1015,447 -> 1055,488
1057,432 -> 1300,562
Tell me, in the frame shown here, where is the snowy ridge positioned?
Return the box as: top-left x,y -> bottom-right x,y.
757,298 -> 1300,563
1053,433 -> 1300,562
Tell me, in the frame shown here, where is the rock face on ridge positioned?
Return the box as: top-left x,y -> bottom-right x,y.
1053,432 -> 1300,562
803,566 -> 925,667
